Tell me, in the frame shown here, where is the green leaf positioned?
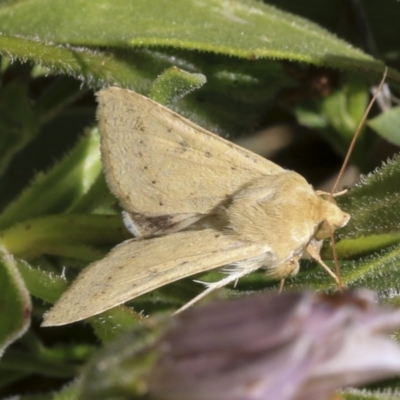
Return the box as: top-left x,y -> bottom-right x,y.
1,348 -> 77,378
166,55 -> 291,135
0,0 -> 389,77
16,259 -> 68,305
0,35 -> 158,92
1,214 -> 129,260
0,246 -> 31,355
342,388 -> 400,399
337,155 -> 400,244
320,77 -> 369,148
0,1 -> 396,142
78,324 -> 162,400
0,369 -> 29,390
296,76 -> 372,169
67,173 -> 114,214
33,77 -> 88,125
89,307 -> 143,343
150,67 -> 207,106
368,106 -> 400,147
0,79 -> 39,176
341,245 -> 400,295
0,128 -> 102,230
52,382 -> 81,400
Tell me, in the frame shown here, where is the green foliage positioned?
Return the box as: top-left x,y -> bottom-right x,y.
0,0 -> 399,399
0,247 -> 31,355
368,107 -> 400,147
343,388 -> 400,399
149,67 -> 207,105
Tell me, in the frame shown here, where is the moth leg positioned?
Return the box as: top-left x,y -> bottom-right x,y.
173,263 -> 261,315
306,242 -> 340,284
278,278 -> 285,294
275,256 -> 300,293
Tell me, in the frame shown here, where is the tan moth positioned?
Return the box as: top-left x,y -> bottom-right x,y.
42,72 -> 386,326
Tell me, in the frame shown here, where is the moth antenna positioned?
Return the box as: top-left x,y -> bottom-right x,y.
329,67 -> 388,200
328,222 -> 343,291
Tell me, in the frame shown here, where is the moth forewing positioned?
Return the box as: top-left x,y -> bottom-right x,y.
97,87 -> 284,237
42,230 -> 268,326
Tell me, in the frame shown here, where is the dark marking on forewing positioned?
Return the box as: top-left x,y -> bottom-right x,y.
176,140 -> 189,154
133,116 -> 146,132
129,213 -> 179,237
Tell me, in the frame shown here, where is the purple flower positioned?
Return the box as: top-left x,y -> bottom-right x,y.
148,290 -> 400,400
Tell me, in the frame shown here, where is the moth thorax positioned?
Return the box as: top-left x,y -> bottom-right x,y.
314,199 -> 350,240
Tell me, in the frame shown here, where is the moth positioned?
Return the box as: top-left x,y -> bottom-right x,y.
42,87 -> 351,326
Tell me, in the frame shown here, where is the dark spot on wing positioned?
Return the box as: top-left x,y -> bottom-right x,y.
177,140 -> 189,153
205,151 -> 212,158
130,213 -> 177,237
134,116 -> 146,132
123,194 -> 131,202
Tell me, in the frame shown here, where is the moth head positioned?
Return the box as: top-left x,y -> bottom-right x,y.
314,197 -> 350,240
